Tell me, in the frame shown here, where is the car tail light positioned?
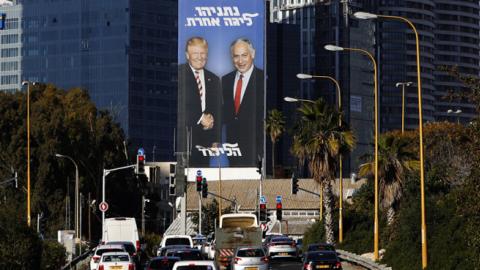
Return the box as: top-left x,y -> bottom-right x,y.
261,256 -> 269,263
92,256 -> 100,263
234,257 -> 242,264
128,263 -> 134,270
98,265 -> 104,270
303,263 -> 312,270
136,240 -> 140,251
291,242 -> 296,247
334,261 -> 342,269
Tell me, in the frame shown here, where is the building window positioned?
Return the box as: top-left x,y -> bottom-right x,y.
1,34 -> 19,44
1,61 -> 18,71
1,75 -> 18,85
1,48 -> 18,58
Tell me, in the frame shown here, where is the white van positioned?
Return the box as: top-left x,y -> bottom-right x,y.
160,234 -> 194,248
103,217 -> 140,251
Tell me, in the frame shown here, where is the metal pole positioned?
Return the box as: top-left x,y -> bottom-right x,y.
27,82 -> 31,227
88,192 -> 91,243
75,162 -> 79,243
402,85 -> 405,134
199,193 -> 202,235
218,154 -> 222,218
142,195 -> 145,236
102,169 -> 106,240
80,192 -> 83,255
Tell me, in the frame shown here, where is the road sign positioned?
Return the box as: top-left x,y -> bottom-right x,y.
137,148 -> 145,156
196,170 -> 202,176
276,195 -> 282,203
99,201 -> 109,212
260,195 -> 266,204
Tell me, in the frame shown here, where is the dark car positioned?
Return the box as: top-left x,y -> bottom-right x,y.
302,251 -> 342,270
165,248 -> 204,261
146,256 -> 181,270
306,243 -> 336,252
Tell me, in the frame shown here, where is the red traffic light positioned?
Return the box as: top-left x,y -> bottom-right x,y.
196,176 -> 202,182
276,203 -> 282,209
260,203 -> 266,210
138,155 -> 145,162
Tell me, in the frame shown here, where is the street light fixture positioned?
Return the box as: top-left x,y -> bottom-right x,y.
325,43 -> 380,259
55,153 -> 80,243
447,109 -> 462,124
354,11 -> 428,269
395,82 -> 413,133
296,72 -> 345,243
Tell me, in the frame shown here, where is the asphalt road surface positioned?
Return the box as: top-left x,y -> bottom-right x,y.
269,258 -> 366,270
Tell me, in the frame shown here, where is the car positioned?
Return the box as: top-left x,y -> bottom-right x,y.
157,245 -> 192,257
160,235 -> 194,248
105,241 -> 138,261
295,238 -> 304,257
145,256 -> 181,270
306,243 -> 336,252
165,248 -> 204,261
266,236 -> 298,259
263,233 -> 284,244
302,250 -> 342,270
231,246 -> 269,270
90,244 -> 126,270
192,235 -> 207,250
96,251 -> 136,270
172,260 -> 217,270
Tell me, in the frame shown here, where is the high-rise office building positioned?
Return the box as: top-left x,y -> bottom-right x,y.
0,0 -> 177,161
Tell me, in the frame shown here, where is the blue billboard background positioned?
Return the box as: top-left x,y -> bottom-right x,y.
178,0 -> 265,77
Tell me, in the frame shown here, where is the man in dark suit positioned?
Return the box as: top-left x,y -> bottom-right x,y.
222,38 -> 264,167
178,37 -> 221,166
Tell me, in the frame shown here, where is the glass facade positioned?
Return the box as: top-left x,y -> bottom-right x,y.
0,0 -> 177,161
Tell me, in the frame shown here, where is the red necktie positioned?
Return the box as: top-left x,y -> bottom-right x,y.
234,74 -> 243,114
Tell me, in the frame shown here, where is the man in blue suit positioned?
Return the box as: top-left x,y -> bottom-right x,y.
222,38 -> 264,167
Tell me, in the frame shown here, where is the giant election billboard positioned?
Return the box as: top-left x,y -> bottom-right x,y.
177,0 -> 265,174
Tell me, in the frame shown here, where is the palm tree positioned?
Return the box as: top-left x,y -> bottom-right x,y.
358,132 -> 420,226
291,99 -> 355,244
265,109 -> 285,178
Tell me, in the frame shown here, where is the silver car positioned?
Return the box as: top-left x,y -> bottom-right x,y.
231,246 -> 269,270
266,236 -> 298,258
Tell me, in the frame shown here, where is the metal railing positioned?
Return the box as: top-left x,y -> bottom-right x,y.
337,249 -> 392,270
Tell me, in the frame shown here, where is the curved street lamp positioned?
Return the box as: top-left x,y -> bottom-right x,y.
296,73 -> 345,243
325,44 -> 379,259
354,11 -> 428,268
55,153 -> 80,243
395,82 -> 413,133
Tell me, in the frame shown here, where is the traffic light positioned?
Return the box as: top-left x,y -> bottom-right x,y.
136,154 -> 145,174
259,203 -> 266,221
0,14 -> 5,30
201,177 -> 208,198
256,158 -> 262,175
276,202 -> 282,221
196,176 -> 202,192
291,173 -> 299,195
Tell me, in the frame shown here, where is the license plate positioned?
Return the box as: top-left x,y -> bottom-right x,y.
316,265 -> 329,269
279,252 -> 289,256
109,266 -> 123,270
245,267 -> 258,270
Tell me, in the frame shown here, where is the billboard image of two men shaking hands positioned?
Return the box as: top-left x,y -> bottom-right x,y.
177,0 -> 265,169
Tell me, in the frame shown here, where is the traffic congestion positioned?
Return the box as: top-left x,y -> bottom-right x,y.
88,214 -> 349,270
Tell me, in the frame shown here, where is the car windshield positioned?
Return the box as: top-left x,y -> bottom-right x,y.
108,242 -> 136,254
167,250 -> 203,260
306,252 -> 337,261
237,248 -> 265,257
166,238 -> 191,246
102,254 -> 129,262
176,266 -> 214,270
221,217 -> 256,229
149,258 -> 179,270
272,237 -> 292,243
308,244 -> 335,251
96,248 -> 124,256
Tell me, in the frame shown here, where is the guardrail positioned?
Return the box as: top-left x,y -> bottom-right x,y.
61,249 -> 92,270
337,249 -> 392,270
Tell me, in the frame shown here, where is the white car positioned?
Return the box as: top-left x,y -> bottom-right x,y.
266,236 -> 298,258
160,235 -> 194,248
96,251 -> 135,270
172,260 -> 217,270
90,244 -> 126,270
231,246 -> 269,270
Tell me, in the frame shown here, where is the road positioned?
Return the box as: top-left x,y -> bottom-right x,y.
269,258 -> 366,270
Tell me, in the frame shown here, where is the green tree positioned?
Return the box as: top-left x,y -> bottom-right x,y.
291,99 -> 355,243
358,132 -> 420,225
190,199 -> 232,235
265,109 -> 285,178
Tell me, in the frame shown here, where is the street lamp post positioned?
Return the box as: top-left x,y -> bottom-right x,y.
296,73 -> 345,243
395,82 -> 413,133
22,81 -> 37,227
324,44 -> 379,259
354,11 -> 428,268
447,109 -> 462,124
55,153 -> 80,243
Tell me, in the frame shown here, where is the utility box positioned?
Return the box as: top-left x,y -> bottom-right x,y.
58,230 -> 75,260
